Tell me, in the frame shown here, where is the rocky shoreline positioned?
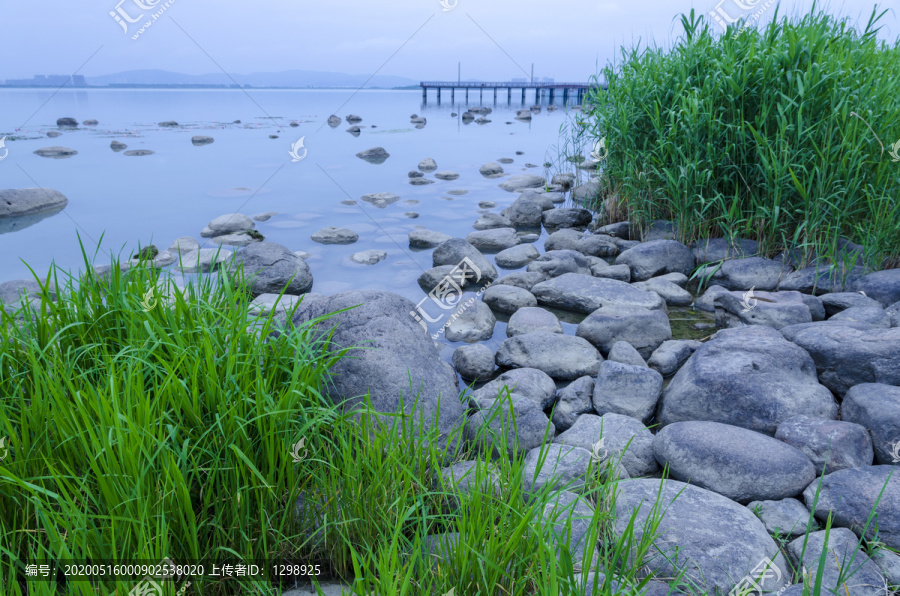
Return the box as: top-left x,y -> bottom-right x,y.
2,125 -> 900,595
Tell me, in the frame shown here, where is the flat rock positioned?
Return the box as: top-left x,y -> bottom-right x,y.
472,213 -> 513,230
33,146 -> 77,158
555,413 -> 658,478
575,304 -> 672,358
360,192 -> 400,209
191,135 -> 214,146
158,120 -> 178,127
550,376 -> 594,432
409,228 -> 451,248
479,162 -> 504,177
494,244 -> 540,269
311,226 -> 359,245
830,305 -> 891,328
647,340 -> 701,376
498,174 -> 546,192
481,284 -> 536,314
356,147 -> 389,164
707,257 -> 790,291
615,240 -> 694,282
444,301 -> 496,343
201,213 -> 254,238
593,264 -> 631,282
545,229 -> 618,257
178,248 -> 230,273
465,228 -> 520,253
774,416 -> 873,475
526,250 -> 592,278
658,326 -> 837,434
432,239 -> 498,282
533,273 -> 666,314
786,528 -> 888,596
747,498 -> 816,537
715,289 -> 812,329
592,361 -> 663,423
123,149 -> 154,156
495,271 -> 549,291
468,368 -> 557,411
452,344 -> 495,381
506,307 -> 562,337
434,171 -> 460,181
350,250 -> 387,265
496,331 -> 602,381
821,291 -> 884,316
230,242 -> 313,296
614,479 -> 790,595
851,269 -> 900,307
842,383 -> 900,465
632,278 -> 693,307
606,341 -> 647,367
542,208 -> 592,229
0,188 -> 68,218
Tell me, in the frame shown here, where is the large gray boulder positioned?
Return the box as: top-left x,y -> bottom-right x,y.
842,383 -> 900,465
715,289 -> 812,329
778,264 -> 850,294
506,306 -> 562,337
647,340 -> 701,376
774,416 -> 873,475
355,147 -> 390,164
452,344 -> 495,381
526,250 -> 593,278
444,301 -> 496,343
542,208 -> 592,229
658,326 -> 837,434
522,444 -> 593,494
481,284 -> 536,314
432,239 -> 498,282
230,242 -> 313,297
495,332 -> 602,381
615,240 -> 694,282
821,292 -> 885,316
472,212 -> 513,231
576,304 -> 672,358
544,229 -> 618,257
692,237 -> 759,265
466,393 -> 554,458
632,277 -> 693,307
804,466 -> 900,550
747,498 -> 816,537
555,414 -> 658,478
780,323 -> 900,396
786,528 -> 888,596
290,291 -> 464,446
0,188 -> 69,218
498,174 -> 546,192
592,361 -> 663,423
468,368 -> 557,411
501,195 -> 544,228
409,228 -> 452,248
654,421 -> 815,503
494,244 -> 540,269
550,376 -> 594,432
533,274 -> 666,314
465,228 -> 520,253
851,269 -> 900,307
613,479 -> 790,595
830,306 -> 892,328
708,257 -> 791,291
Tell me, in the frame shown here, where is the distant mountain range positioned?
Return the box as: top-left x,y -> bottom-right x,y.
3,69 -> 421,89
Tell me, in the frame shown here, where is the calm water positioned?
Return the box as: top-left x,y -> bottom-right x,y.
1,88 -> 597,348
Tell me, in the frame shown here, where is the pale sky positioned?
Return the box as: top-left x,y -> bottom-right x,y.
0,0 -> 895,82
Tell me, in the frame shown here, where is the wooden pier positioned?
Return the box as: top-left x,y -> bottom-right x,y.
420,81 -> 603,105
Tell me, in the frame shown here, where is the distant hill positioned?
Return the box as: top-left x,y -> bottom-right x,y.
83,69 -> 419,88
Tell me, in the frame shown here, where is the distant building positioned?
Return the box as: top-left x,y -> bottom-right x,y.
511,77 -> 528,83
540,77 -> 555,83
3,75 -> 86,87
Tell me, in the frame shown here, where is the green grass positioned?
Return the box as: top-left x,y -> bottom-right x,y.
564,3 -> 900,270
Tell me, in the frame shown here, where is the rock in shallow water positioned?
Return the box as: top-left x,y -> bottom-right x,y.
615,239 -> 694,282
496,331 -> 603,381
481,284 -> 536,314
349,250 -> 387,265
0,188 -> 68,218
33,146 -> 78,158
452,344 -> 494,381
360,192 -> 400,209
533,273 -> 666,314
201,213 -> 254,238
355,147 -> 390,164
409,228 -> 451,248
311,226 -> 359,245
230,242 -> 313,296
575,303 -> 671,358
494,243 -> 539,269
506,306 -> 562,337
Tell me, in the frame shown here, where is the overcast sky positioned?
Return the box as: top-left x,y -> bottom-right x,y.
0,0 -> 895,82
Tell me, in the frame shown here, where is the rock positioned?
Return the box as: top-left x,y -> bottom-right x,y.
495,271 -> 549,291
498,174 -> 546,192
592,361 -> 662,423
435,461 -> 501,505
465,228 -> 520,253
519,190 -> 556,210
534,274 -> 666,315
774,416 -> 873,475
452,344 -> 495,381
0,188 -> 68,219
593,264 -> 631,282
494,244 -> 540,269
632,277 -> 693,307
802,293 -> 827,320
158,121 -> 178,127
715,289 -> 813,329
410,116 -> 426,124
778,265 -> 851,294
110,140 -> 127,152
479,162 -> 504,177
345,115 -> 362,123
575,304 -> 671,358
481,285 -> 537,314
418,157 -> 438,172
571,180 -> 601,203
200,213 -> 255,238
830,306 -> 892,328
555,413 -> 658,477
496,332 -> 602,381
542,208 -> 593,230
33,146 -> 77,158
705,257 -> 791,291
409,178 -> 434,186
356,147 -> 389,164
408,171 -> 424,179
501,196 -> 544,228
821,292 -> 884,316
469,368 -> 557,411
80,119 -> 98,126
327,115 -> 341,127
178,249 -> 230,273
417,266 -> 458,293
692,237 -> 760,265
191,135 -> 214,146
842,383 -> 900,465
606,341 -> 647,368
658,326 -> 838,434
311,227 -> 359,245
291,291 -> 464,449
230,242 -> 313,296
211,232 -> 262,247
405,212 -> 419,219
506,307 -> 563,337
639,220 -> 679,242
545,230 -> 618,257
444,301 -> 496,343
432,239 -> 498,282
479,201 -> 497,209
851,269 -> 900,307
515,109 -> 533,120
433,171 -> 460,181
526,250 -> 592,278
540,491 -> 600,574
780,323 -> 900,396
595,222 -> 630,239
888,301 -> 900,327
786,528 -> 888,596
694,284 -> 729,312
615,240 -> 694,282
615,479 -> 791,595
550,173 -> 576,190
168,236 -> 200,254
550,376 -> 594,432
409,228 -> 451,248
0,279 -> 45,308
747,498 -> 816,537
472,213 -> 513,231
56,117 -> 78,127
523,444 -> 593,494
123,149 -> 154,156
252,212 -> 277,222
647,340 -> 701,376
350,250 -> 387,265
467,393 -> 554,458
360,192 -> 400,209
346,126 -> 361,136
871,549 -> 900,587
